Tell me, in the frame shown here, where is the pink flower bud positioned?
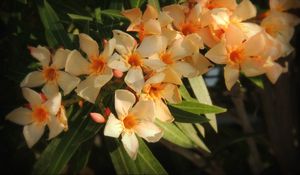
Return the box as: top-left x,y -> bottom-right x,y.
113,69 -> 123,78
90,112 -> 106,123
104,107 -> 111,117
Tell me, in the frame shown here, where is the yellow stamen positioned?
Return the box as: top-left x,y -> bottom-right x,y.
43,67 -> 58,82
89,56 -> 106,75
160,53 -> 174,65
123,114 -> 137,129
32,105 -> 48,123
128,53 -> 143,67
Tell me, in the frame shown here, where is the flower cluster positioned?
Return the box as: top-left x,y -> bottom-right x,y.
5,0 -> 299,159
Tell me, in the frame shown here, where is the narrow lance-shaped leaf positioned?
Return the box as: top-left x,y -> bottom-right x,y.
188,76 -> 222,132
106,137 -> 167,174
155,119 -> 195,148
171,101 -> 226,115
36,0 -> 73,48
168,105 -> 210,123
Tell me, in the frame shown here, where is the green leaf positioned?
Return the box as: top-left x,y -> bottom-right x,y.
100,9 -> 126,19
33,105 -> 103,174
169,105 -> 210,123
37,0 -> 73,48
188,76 -> 220,132
68,139 -> 93,174
176,123 -> 210,153
105,138 -> 139,174
179,85 -> 198,102
171,101 -> 226,115
155,119 -> 194,148
129,0 -> 145,7
148,0 -> 160,12
248,76 -> 264,89
106,137 -> 167,174
67,13 -> 93,21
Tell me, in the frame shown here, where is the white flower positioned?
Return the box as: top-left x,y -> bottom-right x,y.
6,88 -> 64,147
104,89 -> 163,159
21,46 -> 80,97
65,34 -> 115,103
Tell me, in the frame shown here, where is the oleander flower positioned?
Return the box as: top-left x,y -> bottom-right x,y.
6,88 -> 64,147
122,4 -> 173,41
205,25 -> 281,90
141,72 -> 181,122
65,34 -> 115,103
104,89 -> 163,159
138,34 -> 212,84
21,46 -> 80,97
108,30 -> 149,93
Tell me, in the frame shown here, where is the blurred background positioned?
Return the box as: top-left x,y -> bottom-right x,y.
0,0 -> 299,174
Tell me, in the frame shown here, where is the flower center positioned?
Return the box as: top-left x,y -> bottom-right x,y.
32,106 -> 48,123
123,114 -> 137,129
181,23 -> 198,36
43,67 -> 58,82
143,83 -> 165,99
160,53 -> 174,65
90,56 -> 106,75
128,53 -> 143,67
229,49 -> 243,64
213,28 -> 225,40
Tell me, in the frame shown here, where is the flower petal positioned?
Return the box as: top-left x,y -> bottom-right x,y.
163,4 -> 185,28
233,0 -> 256,21
65,50 -> 90,76
145,72 -> 165,85
79,33 -> 99,57
47,115 -> 64,139
44,92 -> 61,116
163,67 -> 182,85
101,38 -> 116,59
174,61 -> 198,78
108,53 -> 130,72
29,45 -> 50,67
158,12 -> 173,27
144,19 -> 161,35
121,132 -> 139,160
75,76 -> 101,104
135,121 -> 163,142
161,84 -> 182,104
6,107 -> 33,125
225,24 -> 245,47
131,99 -> 155,121
137,35 -> 164,57
57,71 -> 81,95
113,30 -> 136,55
265,59 -> 283,84
154,99 -> 174,122
104,114 -> 123,138
142,4 -> 158,21
22,88 -> 42,106
243,32 -> 266,57
205,41 -> 227,64
23,123 -> 45,148
224,65 -> 239,90
121,8 -> 142,23
124,67 -> 145,94
51,48 -> 71,69
42,83 -> 59,99
20,71 -> 46,88
94,67 -> 113,87
115,89 -> 136,118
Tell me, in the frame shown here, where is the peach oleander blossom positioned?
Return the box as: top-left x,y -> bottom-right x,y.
108,30 -> 157,94
6,88 -> 64,147
205,25 -> 282,90
122,4 -> 173,41
141,72 -> 181,122
199,0 -> 258,47
260,0 -> 300,57
138,34 -> 212,85
65,33 -> 115,103
104,89 -> 163,159
20,46 -> 80,97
